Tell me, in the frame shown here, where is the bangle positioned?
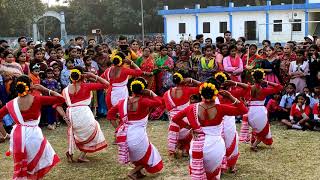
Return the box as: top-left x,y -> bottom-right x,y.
95,76 -> 98,82
48,90 -> 51,96
235,82 -> 238,87
232,98 -> 239,104
191,79 -> 193,84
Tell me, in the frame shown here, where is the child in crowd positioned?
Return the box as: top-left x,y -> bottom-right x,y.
53,66 -> 62,93
281,93 -> 311,130
310,101 -> 320,130
60,58 -> 74,89
84,55 -> 99,117
280,83 -> 296,121
266,93 -> 282,121
29,63 -> 41,96
41,68 -> 59,130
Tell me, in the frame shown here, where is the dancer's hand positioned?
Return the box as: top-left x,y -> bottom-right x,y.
82,72 -> 95,79
219,90 -> 232,97
223,80 -> 235,87
31,84 -> 47,92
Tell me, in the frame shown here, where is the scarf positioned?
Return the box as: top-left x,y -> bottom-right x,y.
115,98 -> 130,164
200,57 -> 215,70
156,55 -> 168,67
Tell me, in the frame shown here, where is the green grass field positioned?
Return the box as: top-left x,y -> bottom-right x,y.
1,121 -> 320,180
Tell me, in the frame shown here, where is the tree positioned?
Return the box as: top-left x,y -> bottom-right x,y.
0,0 -> 45,36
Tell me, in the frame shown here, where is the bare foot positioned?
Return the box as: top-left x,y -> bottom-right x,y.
136,170 -> 146,178
78,157 -> 90,163
230,166 -> 238,173
250,146 -> 258,152
128,173 -> 137,180
66,152 -> 74,163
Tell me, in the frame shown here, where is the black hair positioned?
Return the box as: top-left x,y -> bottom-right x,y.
228,44 -> 237,52
18,36 -> 26,43
294,93 -> 310,106
45,41 -> 54,49
33,48 -> 43,57
142,46 -> 151,52
252,70 -> 264,82
224,31 -> 231,35
70,66 -> 83,83
46,67 -> 53,73
216,36 -> 224,44
88,39 -> 95,43
204,45 -> 213,51
3,50 -> 13,58
112,52 -> 126,66
16,51 -> 25,59
295,49 -> 305,56
0,40 -> 8,44
249,44 -> 258,50
274,42 -> 282,46
118,35 -> 127,41
75,36 -> 84,41
160,45 -> 167,51
15,75 -> 31,95
239,37 -> 246,43
172,73 -> 183,84
130,39 -> 138,45
200,80 -> 220,100
27,41 -> 34,46
83,55 -> 91,62
196,34 -> 204,40
54,44 -> 62,49
34,44 -> 42,50
287,83 -> 296,90
131,80 -> 144,94
265,46 -> 275,51
262,40 -> 271,45
48,48 -> 56,55
65,58 -> 75,64
309,44 -> 318,51
205,38 -> 212,43
215,72 -> 230,84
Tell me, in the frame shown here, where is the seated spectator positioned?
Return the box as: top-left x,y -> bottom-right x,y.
281,93 -> 312,130
266,93 -> 282,121
310,101 -> 320,130
280,83 -> 296,120
0,50 -> 23,77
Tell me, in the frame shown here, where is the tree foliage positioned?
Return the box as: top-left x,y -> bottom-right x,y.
0,0 -> 307,37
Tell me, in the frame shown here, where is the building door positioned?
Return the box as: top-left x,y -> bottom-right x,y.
245,21 -> 257,40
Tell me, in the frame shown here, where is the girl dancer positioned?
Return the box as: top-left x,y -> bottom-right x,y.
107,79 -> 163,179
0,75 -> 65,179
172,82 -> 248,180
163,72 -> 201,157
214,72 -> 249,173
56,67 -> 109,162
246,69 -> 283,151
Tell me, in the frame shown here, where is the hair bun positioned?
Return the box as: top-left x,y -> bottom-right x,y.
130,80 -> 145,94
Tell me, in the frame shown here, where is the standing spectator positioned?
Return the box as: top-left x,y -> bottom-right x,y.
16,51 -> 29,75
223,45 -> 243,82
60,58 -> 74,89
279,44 -> 296,84
224,31 -> 232,45
289,49 -> 309,93
198,45 -> 218,82
13,36 -> 27,56
75,36 -> 84,48
52,37 -> 60,47
262,46 -> 280,83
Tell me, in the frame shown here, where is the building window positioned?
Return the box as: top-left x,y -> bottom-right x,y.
203,22 -> 210,33
220,22 -> 227,33
273,20 -> 282,32
244,21 -> 257,40
292,19 -> 302,31
179,23 -> 186,34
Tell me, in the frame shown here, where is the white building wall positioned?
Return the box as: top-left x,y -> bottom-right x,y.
198,13 -> 229,42
268,10 -> 305,43
232,11 -> 266,42
165,14 -> 196,43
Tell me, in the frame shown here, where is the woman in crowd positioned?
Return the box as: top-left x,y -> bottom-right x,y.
262,46 -> 280,83
242,44 -> 263,83
0,75 -> 65,179
56,67 -> 109,163
289,49 -> 309,93
223,45 -> 243,82
16,51 -> 30,75
130,39 -> 142,57
245,69 -> 283,151
279,44 -> 296,85
163,72 -> 201,157
0,50 -> 23,76
107,79 -> 164,179
135,47 -> 156,91
198,45 -> 218,82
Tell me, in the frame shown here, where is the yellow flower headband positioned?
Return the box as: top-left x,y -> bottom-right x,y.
214,72 -> 227,82
173,72 -> 184,82
251,68 -> 266,79
199,82 -> 219,99
130,80 -> 145,92
111,55 -> 123,66
70,69 -> 81,82
16,81 -> 29,97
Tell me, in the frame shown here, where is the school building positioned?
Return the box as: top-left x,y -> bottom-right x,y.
158,0 -> 320,44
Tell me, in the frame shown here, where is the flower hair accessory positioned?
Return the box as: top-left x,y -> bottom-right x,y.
130,80 -> 145,92
173,72 -> 184,82
199,82 -> 219,99
251,68 -> 266,79
111,54 -> 123,66
16,81 -> 29,97
70,69 -> 81,82
214,72 -> 227,82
